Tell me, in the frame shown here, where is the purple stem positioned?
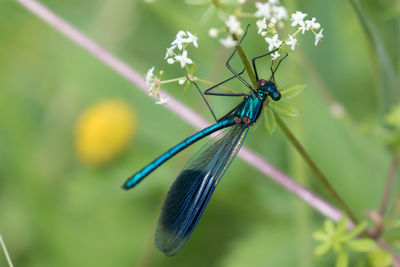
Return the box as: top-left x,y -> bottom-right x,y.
15,0 -> 344,223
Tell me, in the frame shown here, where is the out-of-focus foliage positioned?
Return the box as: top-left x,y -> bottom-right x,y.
312,217 -> 387,267
0,0 -> 398,266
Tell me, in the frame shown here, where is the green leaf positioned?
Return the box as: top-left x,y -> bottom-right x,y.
389,219 -> 400,228
312,230 -> 329,241
348,0 -> 398,115
336,251 -> 349,267
346,222 -> 367,239
279,85 -> 305,101
263,108 -> 276,134
184,0 -> 211,5
336,217 -> 348,235
324,220 -> 335,235
368,248 -> 393,267
333,241 -> 343,253
385,106 -> 400,129
314,242 -> 331,256
269,101 -> 299,118
347,238 -> 376,252
199,5 -> 216,24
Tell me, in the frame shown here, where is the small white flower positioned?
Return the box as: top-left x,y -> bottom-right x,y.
164,45 -> 176,59
313,22 -> 321,30
145,66 -> 155,89
178,79 -> 185,85
155,97 -> 168,105
286,35 -> 297,51
269,0 -> 279,4
171,30 -> 187,50
291,11 -> 307,27
299,24 -> 308,34
208,28 -> 218,38
272,6 -> 287,20
265,34 -> 282,51
174,50 -> 193,68
305,17 -> 319,29
220,35 -> 238,48
256,18 -> 267,34
314,28 -> 324,46
167,58 -> 174,64
185,31 -> 199,48
271,51 -> 280,60
255,2 -> 271,18
225,15 -> 242,34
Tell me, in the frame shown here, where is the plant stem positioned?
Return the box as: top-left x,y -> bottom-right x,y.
274,113 -> 360,225
212,0 -> 234,13
161,77 -> 185,84
232,34 -> 258,88
379,149 -> 399,216
0,234 -> 14,267
231,31 -> 360,226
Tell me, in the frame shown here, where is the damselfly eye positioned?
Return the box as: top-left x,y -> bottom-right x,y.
257,79 -> 267,88
271,91 -> 281,101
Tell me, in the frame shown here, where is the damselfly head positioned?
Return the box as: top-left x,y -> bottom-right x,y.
257,79 -> 281,101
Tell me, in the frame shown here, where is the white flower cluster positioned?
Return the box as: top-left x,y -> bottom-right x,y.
258,6 -> 324,58
145,67 -> 168,105
207,1 -> 324,59
290,11 -> 324,45
144,30 -> 200,105
165,30 -> 198,68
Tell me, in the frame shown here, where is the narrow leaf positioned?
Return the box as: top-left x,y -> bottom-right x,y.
279,84 -> 305,101
185,0 -> 211,5
314,242 -> 331,256
324,220 -> 335,235
269,101 -> 299,118
346,222 -> 367,239
348,0 -> 398,115
336,217 -> 348,235
312,230 -> 329,242
347,238 -> 376,252
263,108 -> 276,134
368,248 -> 393,267
389,219 -> 400,228
336,251 -> 349,267
199,5 -> 216,25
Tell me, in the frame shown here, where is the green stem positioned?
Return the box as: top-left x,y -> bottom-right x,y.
161,77 -> 185,84
212,0 -> 234,13
274,112 -> 360,225
232,34 -> 258,88
379,148 -> 399,217
231,30 -> 360,226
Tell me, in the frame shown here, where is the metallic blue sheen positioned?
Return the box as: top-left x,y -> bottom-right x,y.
123,116 -> 236,189
123,79 -> 281,256
154,124 -> 249,256
235,96 -> 263,122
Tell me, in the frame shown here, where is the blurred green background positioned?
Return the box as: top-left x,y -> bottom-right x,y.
0,0 -> 399,266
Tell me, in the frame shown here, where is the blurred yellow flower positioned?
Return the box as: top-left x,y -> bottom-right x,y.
76,99 -> 136,165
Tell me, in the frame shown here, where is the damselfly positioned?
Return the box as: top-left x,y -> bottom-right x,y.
123,27 -> 288,256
